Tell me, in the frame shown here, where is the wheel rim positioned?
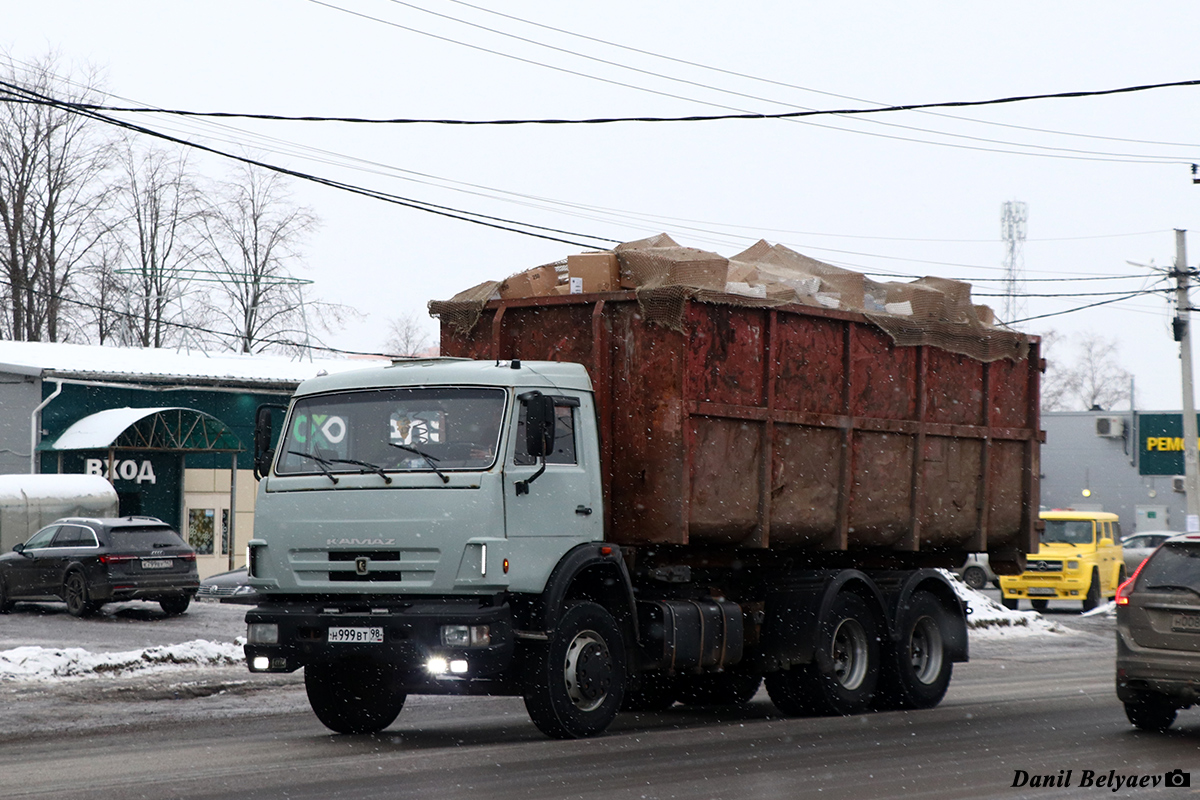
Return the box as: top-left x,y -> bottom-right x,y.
563,629 -> 612,712
66,574 -> 85,611
829,618 -> 869,690
964,568 -> 985,590
909,616 -> 944,685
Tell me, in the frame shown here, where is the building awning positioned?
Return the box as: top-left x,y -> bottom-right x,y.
45,407 -> 243,453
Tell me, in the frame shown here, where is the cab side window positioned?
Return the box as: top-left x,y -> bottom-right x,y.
514,399 -> 578,466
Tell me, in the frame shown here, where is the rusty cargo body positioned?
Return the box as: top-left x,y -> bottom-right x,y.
441,291 -> 1040,569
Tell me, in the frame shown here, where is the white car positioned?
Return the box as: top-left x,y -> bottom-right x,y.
1121,531 -> 1176,575
954,553 -> 998,590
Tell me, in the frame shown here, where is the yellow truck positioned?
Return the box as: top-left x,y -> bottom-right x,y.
1000,510 -> 1125,612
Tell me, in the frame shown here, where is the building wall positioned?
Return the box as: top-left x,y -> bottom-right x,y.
1041,411 -> 1185,536
0,375 -> 39,475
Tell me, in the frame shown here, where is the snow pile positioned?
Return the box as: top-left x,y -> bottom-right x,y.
945,573 -> 1068,637
1081,600 -> 1117,618
0,638 -> 245,682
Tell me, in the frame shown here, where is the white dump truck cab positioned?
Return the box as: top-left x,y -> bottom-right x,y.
244,359 -> 612,733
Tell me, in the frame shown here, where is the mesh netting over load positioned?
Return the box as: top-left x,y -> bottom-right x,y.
429,234 -> 1030,363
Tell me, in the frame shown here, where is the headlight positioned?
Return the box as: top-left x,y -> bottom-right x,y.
233,585 -> 256,595
248,623 -> 279,644
440,624 -> 490,647
1067,560 -> 1080,570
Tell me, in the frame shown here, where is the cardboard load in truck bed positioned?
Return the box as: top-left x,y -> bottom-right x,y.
430,234 -> 1029,363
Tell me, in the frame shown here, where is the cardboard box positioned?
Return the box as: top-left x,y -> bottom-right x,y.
567,252 -> 619,293
500,265 -> 560,299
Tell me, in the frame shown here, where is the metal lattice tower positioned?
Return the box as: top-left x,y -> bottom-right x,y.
1001,201 -> 1028,325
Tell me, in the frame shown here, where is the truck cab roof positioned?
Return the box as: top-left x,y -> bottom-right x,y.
293,359 -> 594,398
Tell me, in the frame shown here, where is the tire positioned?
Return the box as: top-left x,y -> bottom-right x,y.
1082,570 -> 1101,612
64,571 -> 100,618
159,595 -> 191,616
1030,599 -> 1049,612
305,658 -> 406,734
522,601 -> 626,739
675,669 -> 762,707
877,591 -> 953,710
621,670 -> 678,712
1001,597 -> 1019,610
962,566 -> 987,591
766,592 -> 880,717
1124,693 -> 1177,732
0,575 -> 13,614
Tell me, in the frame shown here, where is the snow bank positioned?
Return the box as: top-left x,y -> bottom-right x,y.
0,638 -> 245,682
945,573 -> 1069,637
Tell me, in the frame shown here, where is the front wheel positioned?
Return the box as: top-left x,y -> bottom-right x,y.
1001,597 -> 1019,610
962,566 -> 987,591
1030,599 -> 1049,612
64,571 -> 100,618
305,658 -> 406,734
523,601 -> 626,739
766,592 -> 880,717
1082,570 -> 1101,612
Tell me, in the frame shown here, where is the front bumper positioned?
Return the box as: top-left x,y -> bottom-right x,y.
999,574 -> 1088,600
244,596 -> 515,684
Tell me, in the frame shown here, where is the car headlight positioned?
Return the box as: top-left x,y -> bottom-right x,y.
1067,560 -> 1080,570
248,623 -> 279,644
233,585 -> 256,595
440,624 -> 490,647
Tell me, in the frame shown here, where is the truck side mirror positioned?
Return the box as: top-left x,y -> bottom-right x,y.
522,391 -> 557,458
254,405 -> 286,480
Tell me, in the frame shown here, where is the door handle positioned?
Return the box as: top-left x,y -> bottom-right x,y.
575,505 -> 593,516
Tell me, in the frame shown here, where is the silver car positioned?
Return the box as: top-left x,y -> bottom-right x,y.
1115,532 -> 1200,731
954,553 -> 998,591
1120,531 -> 1176,576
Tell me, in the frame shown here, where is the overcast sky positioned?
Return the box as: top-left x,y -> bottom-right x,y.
9,1 -> 1200,407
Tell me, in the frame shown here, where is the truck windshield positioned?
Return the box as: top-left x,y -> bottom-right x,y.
1041,520 -> 1094,545
276,387 -> 506,476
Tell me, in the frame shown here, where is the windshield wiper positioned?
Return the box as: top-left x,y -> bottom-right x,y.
1144,584 -> 1200,597
327,456 -> 393,484
287,450 -> 340,484
387,442 -> 449,484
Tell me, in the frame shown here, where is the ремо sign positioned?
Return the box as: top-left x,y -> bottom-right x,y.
1139,413 -> 1200,476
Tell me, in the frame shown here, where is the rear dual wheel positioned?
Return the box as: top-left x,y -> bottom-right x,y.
877,591 -> 953,710
766,592 -> 880,716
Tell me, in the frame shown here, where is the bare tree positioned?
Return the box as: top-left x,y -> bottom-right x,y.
111,138 -> 207,348
0,53 -> 112,341
384,311 -> 437,357
199,165 -> 321,353
1040,330 -> 1132,411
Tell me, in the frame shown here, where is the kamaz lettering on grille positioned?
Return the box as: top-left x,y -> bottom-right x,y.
326,538 -> 397,546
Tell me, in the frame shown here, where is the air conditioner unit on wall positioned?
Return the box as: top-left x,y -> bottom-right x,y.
1174,476 -> 1186,493
1095,416 -> 1125,438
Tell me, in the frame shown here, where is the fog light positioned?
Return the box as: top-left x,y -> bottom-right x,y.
450,659 -> 468,674
441,625 -> 471,646
248,623 -> 278,644
252,656 -> 270,671
427,657 -> 449,675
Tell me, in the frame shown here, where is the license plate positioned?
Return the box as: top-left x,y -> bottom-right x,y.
141,559 -> 172,569
1171,613 -> 1200,633
1027,587 -> 1057,596
328,626 -> 384,643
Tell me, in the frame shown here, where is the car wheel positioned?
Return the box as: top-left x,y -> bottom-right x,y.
159,595 -> 191,616
876,591 -> 954,710
305,658 -> 406,734
1030,599 -> 1049,612
1001,597 -> 1019,610
522,601 -> 626,739
766,592 -> 880,717
0,574 -> 13,614
1082,570 -> 1101,612
675,668 -> 762,707
64,571 -> 100,618
962,566 -> 987,591
621,670 -> 678,712
1124,693 -> 1177,732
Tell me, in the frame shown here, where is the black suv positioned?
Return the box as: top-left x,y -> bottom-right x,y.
1115,532 -> 1200,731
0,517 -> 198,617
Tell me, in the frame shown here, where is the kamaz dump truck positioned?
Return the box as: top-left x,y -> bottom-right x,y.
243,253 -> 1040,739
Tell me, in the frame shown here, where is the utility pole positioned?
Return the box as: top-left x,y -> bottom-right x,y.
1001,201 -> 1028,324
1173,229 -> 1200,532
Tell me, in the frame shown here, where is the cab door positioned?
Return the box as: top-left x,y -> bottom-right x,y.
1098,520 -> 1122,592
504,393 -> 602,546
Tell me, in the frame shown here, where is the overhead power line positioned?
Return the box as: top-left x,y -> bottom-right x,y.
28,78 -> 1200,131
